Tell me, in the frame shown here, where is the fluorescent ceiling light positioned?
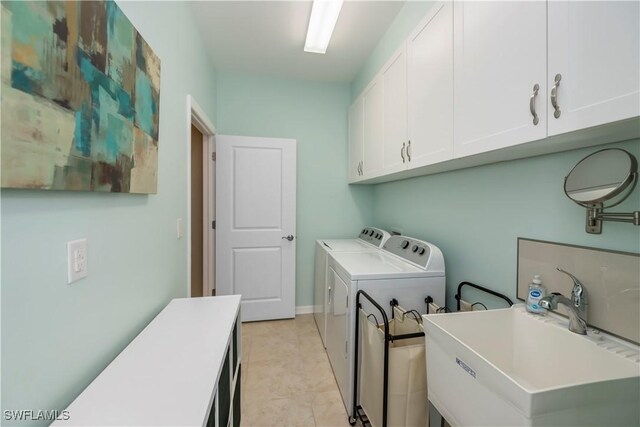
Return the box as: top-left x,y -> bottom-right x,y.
304,0 -> 344,54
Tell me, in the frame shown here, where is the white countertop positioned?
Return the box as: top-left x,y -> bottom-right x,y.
53,295 -> 241,427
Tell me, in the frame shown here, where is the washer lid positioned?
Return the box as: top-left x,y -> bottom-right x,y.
329,250 -> 445,280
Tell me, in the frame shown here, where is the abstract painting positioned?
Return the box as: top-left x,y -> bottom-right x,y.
1,0 -> 160,193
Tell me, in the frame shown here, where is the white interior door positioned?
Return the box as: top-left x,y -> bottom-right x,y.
216,135 -> 297,322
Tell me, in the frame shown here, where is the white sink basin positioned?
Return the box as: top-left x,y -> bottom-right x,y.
423,305 -> 640,426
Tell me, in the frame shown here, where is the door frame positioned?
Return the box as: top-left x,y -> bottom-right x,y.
186,95 -> 216,297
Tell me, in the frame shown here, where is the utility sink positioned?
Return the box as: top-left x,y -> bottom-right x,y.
423,305 -> 640,426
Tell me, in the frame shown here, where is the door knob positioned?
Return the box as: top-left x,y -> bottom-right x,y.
282,235 -> 294,241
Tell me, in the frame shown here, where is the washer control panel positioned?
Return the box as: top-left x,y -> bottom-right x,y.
383,235 -> 432,269
358,227 -> 390,247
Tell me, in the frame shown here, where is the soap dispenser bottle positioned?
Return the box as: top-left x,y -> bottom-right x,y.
526,275 -> 547,314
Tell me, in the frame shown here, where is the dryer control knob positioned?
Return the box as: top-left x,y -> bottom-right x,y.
419,247 -> 426,255
401,241 -> 410,249
412,245 -> 419,253
369,230 -> 375,236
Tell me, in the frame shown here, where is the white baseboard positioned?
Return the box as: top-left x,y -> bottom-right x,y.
295,305 -> 314,315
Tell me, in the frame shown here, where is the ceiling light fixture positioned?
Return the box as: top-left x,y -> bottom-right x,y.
304,0 -> 344,54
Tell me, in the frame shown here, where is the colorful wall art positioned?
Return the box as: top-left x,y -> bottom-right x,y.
1,0 -> 161,193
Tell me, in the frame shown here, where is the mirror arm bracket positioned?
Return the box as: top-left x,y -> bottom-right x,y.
586,206 -> 640,234
565,148 -> 638,234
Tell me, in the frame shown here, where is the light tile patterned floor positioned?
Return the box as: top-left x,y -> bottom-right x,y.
240,314 -> 351,427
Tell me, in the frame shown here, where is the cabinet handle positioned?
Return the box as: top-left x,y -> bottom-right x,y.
401,142 -> 406,163
328,287 -> 332,305
530,83 -> 540,125
551,74 -> 562,119
407,140 -> 412,162
359,161 -> 363,175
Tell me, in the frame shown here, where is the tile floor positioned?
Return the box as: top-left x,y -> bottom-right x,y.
240,314 -> 350,427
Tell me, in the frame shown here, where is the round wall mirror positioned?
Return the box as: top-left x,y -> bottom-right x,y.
564,148 -> 638,207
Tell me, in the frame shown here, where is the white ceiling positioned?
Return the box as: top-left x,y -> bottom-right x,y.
190,1 -> 405,83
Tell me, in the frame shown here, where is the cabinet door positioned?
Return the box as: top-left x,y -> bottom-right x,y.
548,1 -> 640,136
313,244 -> 328,347
362,78 -> 384,178
407,2 -> 454,168
348,98 -> 364,182
382,44 -> 408,174
325,268 -> 349,405
453,1 -> 547,158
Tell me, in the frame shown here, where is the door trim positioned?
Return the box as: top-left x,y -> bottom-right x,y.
186,95 -> 216,297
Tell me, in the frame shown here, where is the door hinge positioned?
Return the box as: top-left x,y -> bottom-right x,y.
211,220 -> 216,230
211,152 -> 216,161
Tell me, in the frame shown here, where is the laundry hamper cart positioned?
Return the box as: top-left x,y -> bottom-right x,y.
351,290 -> 427,427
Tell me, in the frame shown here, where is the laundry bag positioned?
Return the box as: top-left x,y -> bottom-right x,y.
359,306 -> 428,427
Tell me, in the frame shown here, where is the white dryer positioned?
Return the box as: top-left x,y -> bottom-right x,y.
325,235 -> 446,416
314,227 -> 391,347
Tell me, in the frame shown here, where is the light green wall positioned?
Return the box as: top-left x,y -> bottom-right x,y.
373,140 -> 640,308
215,71 -> 374,307
351,1 -> 435,100
0,1 -> 217,423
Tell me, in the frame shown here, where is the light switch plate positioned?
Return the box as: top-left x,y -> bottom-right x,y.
67,239 -> 88,284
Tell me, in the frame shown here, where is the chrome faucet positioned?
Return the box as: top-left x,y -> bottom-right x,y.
538,268 -> 588,335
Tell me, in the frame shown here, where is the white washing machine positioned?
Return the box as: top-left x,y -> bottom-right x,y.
314,227 -> 391,347
325,235 -> 446,416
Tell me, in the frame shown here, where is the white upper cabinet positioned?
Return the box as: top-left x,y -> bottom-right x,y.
407,2 -> 454,168
547,1 -> 640,136
347,1 -> 640,184
362,78 -> 385,178
453,1 -> 547,158
382,44 -> 409,175
348,97 -> 364,182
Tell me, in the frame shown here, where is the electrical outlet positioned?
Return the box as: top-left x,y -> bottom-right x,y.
67,239 -> 88,284
460,299 -> 473,312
